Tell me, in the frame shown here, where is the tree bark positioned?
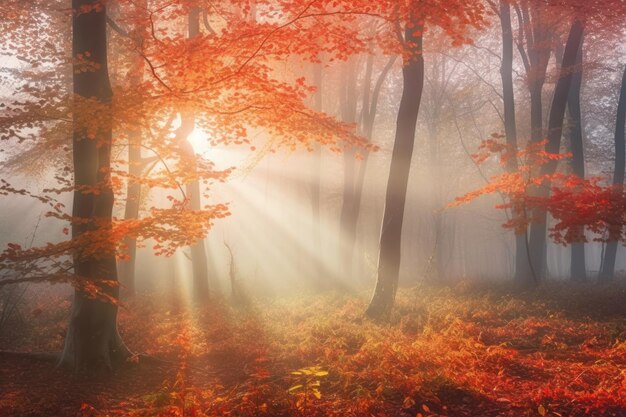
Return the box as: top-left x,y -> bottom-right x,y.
180,7 -> 210,302
119,140 -> 141,295
520,2 -> 551,143
119,1 -> 147,296
567,35 -> 587,282
60,0 -> 130,371
513,2 -> 553,278
353,55 -> 396,281
599,66 -> 626,282
338,58 -> 359,279
500,0 -> 534,284
366,24 -> 424,319
310,63 -> 324,284
527,19 -> 585,282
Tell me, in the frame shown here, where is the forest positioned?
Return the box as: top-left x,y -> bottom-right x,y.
0,0 -> 625,416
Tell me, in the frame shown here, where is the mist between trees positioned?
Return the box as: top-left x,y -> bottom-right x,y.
0,0 -> 625,376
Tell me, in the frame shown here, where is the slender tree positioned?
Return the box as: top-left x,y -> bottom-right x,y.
178,7 -> 211,302
495,0 -> 536,284
567,34 -> 587,282
599,66 -> 626,282
366,20 -> 424,319
310,62 -> 324,282
338,57 -> 360,279
512,1 -> 555,279
527,18 -> 585,282
117,1 -> 148,296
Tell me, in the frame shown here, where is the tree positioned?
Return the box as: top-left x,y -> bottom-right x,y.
494,0 -> 536,284
511,0 -> 556,279
115,0 -> 148,296
513,0 -> 554,144
351,52 -> 396,279
177,6 -> 211,302
338,57 -> 360,279
2,0 -> 378,373
365,19 -> 424,319
59,0 -> 130,370
567,33 -> 587,282
365,1 -> 485,319
526,18 -> 585,282
599,66 -> 626,282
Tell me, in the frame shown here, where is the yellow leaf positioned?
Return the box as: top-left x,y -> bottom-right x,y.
538,405 -> 546,416
288,384 -> 303,392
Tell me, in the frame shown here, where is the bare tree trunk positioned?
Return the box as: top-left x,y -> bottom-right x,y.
527,19 -> 585,282
353,56 -> 396,281
599,66 -> 626,282
567,35 -> 587,282
310,63 -> 324,284
338,58 -> 359,279
515,1 -> 552,278
521,2 -> 551,144
366,24 -> 423,319
119,140 -> 141,295
119,0 -> 147,296
60,0 -> 130,371
499,0 -> 534,284
180,7 -> 210,302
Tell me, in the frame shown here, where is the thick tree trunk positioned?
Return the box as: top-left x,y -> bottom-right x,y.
527,19 -> 585,282
567,36 -> 587,282
366,25 -> 423,319
500,0 -> 534,284
60,0 -> 130,371
599,66 -> 626,282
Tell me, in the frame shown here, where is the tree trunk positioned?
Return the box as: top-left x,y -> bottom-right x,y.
500,0 -> 534,284
119,140 -> 141,295
599,66 -> 626,282
180,7 -> 210,302
527,19 -> 585,282
523,0 -> 551,144
176,118 -> 211,303
338,58 -> 359,279
567,35 -> 587,282
60,0 -> 130,371
366,24 -> 423,319
353,56 -> 396,281
310,63 -> 324,285
119,3 -> 147,296
516,1 -> 553,279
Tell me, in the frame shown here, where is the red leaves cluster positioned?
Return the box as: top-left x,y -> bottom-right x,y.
452,138 -> 626,244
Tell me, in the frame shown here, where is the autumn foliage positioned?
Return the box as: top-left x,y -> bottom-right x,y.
451,136 -> 626,245
1,285 -> 624,416
0,0 -> 380,290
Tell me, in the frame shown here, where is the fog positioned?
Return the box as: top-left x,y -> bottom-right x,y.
3,41 -> 626,303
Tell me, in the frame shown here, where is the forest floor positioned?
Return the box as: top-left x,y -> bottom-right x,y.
0,281 -> 625,417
